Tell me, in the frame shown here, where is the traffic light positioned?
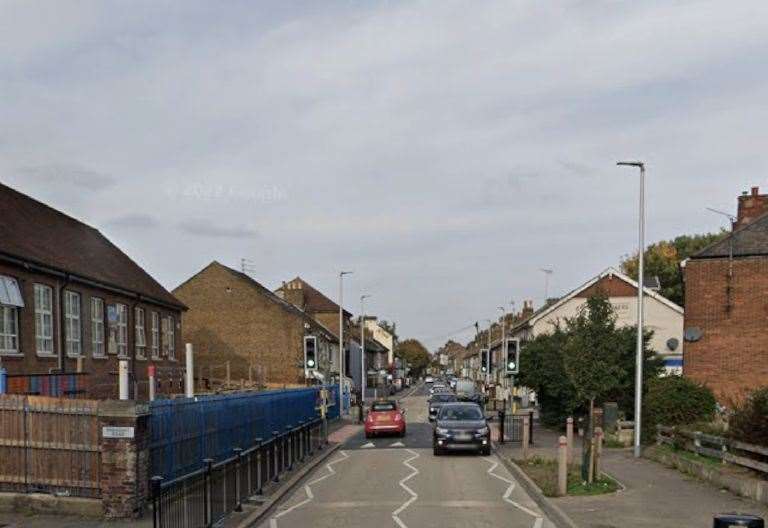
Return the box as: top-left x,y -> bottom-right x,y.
480,348 -> 489,373
304,336 -> 318,374
505,338 -> 520,375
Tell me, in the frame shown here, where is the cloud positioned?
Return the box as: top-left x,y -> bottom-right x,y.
16,164 -> 115,191
177,219 -> 258,239
106,213 -> 160,229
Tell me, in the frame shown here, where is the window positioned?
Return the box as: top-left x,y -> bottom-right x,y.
64,291 -> 82,357
162,315 -> 175,359
91,298 -> 105,357
116,303 -> 128,357
151,312 -> 160,359
0,305 -> 19,355
34,284 -> 54,355
135,307 -> 146,359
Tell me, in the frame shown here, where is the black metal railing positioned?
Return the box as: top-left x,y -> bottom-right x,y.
151,417 -> 326,528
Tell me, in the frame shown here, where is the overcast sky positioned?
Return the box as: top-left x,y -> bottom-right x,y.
2,0 -> 767,350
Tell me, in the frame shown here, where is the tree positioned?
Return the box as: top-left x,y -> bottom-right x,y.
620,231 -> 727,305
395,338 -> 430,376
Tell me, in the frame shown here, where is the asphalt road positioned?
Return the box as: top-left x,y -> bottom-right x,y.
260,383 -> 555,528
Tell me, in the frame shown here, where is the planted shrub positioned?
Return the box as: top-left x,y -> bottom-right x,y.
642,375 -> 717,443
729,386 -> 768,447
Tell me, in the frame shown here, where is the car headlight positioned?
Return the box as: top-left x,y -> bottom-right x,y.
436,427 -> 449,435
477,427 -> 490,435
430,407 -> 436,412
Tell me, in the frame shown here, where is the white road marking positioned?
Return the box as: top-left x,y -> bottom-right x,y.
484,457 -> 544,528
361,442 -> 375,449
390,441 -> 405,447
392,448 -> 420,528
269,450 -> 350,528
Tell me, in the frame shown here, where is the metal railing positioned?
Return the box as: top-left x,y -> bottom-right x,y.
151,417 -> 326,528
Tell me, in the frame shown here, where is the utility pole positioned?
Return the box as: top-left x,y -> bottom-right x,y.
360,294 -> 371,404
338,271 -> 353,416
617,160 -> 646,458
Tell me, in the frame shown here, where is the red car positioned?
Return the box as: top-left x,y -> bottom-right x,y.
365,400 -> 406,438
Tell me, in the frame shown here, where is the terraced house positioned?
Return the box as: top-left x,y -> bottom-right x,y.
0,181 -> 186,399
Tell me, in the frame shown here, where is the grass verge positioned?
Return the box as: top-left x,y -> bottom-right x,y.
513,455 -> 620,497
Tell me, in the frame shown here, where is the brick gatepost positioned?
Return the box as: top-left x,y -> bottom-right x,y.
98,400 -> 151,519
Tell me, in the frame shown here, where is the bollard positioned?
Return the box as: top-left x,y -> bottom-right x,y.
151,475 -> 164,528
557,435 -> 568,497
522,415 -> 530,460
713,514 -> 764,527
566,417 -> 574,466
272,431 -> 280,482
255,438 -> 263,495
595,427 -> 604,478
233,447 -> 243,512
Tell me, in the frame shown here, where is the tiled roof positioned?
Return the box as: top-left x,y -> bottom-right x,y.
0,181 -> 184,309
277,277 -> 352,317
691,213 -> 768,258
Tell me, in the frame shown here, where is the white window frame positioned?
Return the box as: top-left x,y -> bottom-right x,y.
64,290 -> 82,357
91,297 -> 105,358
163,315 -> 176,360
135,307 -> 146,360
34,283 -> 54,356
116,303 -> 128,357
0,305 -> 20,356
151,311 -> 160,359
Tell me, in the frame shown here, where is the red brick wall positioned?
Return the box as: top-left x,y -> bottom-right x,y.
683,256 -> 768,402
0,262 -> 184,400
735,187 -> 768,229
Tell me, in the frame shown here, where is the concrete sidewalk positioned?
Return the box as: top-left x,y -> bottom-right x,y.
496,422 -> 768,528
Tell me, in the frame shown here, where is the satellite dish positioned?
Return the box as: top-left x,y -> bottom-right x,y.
666,337 -> 680,351
683,327 -> 703,343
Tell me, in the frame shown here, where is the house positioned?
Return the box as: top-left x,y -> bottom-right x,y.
683,186 -> 768,402
495,268 -> 685,375
173,262 -> 339,388
0,181 -> 185,399
363,317 -> 395,370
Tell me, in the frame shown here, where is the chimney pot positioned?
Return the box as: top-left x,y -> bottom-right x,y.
752,186 -> 760,196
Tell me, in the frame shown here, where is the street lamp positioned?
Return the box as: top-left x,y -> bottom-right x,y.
360,294 -> 371,403
338,270 -> 353,416
617,160 -> 645,458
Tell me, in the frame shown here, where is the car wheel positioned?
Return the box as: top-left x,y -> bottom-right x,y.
365,432 -> 371,439
481,446 -> 491,456
400,429 -> 406,437
433,446 -> 441,456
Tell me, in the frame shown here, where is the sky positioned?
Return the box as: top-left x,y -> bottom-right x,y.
2,0 -> 768,350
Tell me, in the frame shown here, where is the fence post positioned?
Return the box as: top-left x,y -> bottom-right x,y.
255,438 -> 263,495
272,431 -> 280,482
151,475 -> 163,528
557,436 -> 568,497
529,410 -> 534,446
298,420 -> 305,462
203,458 -> 213,528
233,447 -> 243,512
286,425 -> 294,471
498,409 -> 505,444
566,417 -> 574,465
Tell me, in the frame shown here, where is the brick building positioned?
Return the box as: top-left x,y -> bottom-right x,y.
683,186 -> 768,402
0,181 -> 185,399
275,277 -> 352,339
173,262 -> 339,388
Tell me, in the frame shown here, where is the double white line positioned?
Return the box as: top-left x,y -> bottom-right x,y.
392,448 -> 420,528
269,450 -> 350,528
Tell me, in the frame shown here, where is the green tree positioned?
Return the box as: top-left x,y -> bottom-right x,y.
620,231 -> 727,305
395,338 -> 430,376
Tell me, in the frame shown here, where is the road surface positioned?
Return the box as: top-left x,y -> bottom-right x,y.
261,383 -> 555,528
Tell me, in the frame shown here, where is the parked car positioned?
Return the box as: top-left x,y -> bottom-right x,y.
425,376 -> 434,384
365,400 -> 406,438
428,393 -> 458,421
433,402 -> 491,456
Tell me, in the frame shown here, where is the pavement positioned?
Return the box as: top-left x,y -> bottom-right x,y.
259,382 -> 555,528
496,420 -> 768,528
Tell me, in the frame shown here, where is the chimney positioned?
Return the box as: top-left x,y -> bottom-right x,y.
521,300 -> 534,318
735,186 -> 768,229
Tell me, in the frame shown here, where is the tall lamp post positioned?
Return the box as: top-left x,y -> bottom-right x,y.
617,160 -> 645,458
360,294 -> 371,403
338,270 -> 353,416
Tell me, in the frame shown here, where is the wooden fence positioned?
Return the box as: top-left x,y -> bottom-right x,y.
657,425 -> 768,476
0,394 -> 101,498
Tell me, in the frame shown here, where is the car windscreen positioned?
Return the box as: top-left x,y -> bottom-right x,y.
371,402 -> 396,412
438,405 -> 483,421
430,394 -> 457,403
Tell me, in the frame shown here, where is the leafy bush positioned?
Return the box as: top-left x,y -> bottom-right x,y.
729,386 -> 768,447
642,375 -> 717,442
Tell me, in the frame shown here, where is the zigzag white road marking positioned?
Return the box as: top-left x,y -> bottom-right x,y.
269,450 -> 350,528
392,448 -> 420,528
484,457 -> 544,528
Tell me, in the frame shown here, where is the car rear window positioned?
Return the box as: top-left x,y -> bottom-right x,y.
371,402 -> 396,412
431,394 -> 457,403
438,405 -> 483,421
